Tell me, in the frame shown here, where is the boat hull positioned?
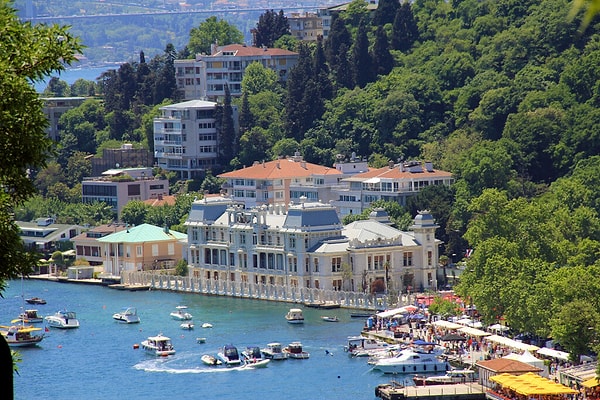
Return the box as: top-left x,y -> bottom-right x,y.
45,317 -> 79,329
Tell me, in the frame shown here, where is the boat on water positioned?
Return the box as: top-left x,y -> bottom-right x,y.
112,307 -> 140,324
170,305 -> 192,321
16,309 -> 44,323
350,312 -> 374,318
344,336 -> 390,357
372,348 -> 450,374
45,310 -> 79,329
0,324 -> 44,347
141,334 -> 176,356
180,322 -> 194,330
261,342 -> 288,360
283,342 -> 310,359
321,315 -> 339,322
217,344 -> 242,366
201,323 -> 213,328
201,354 -> 222,366
285,308 -> 304,324
241,346 -> 271,368
413,369 -> 477,386
25,297 -> 46,305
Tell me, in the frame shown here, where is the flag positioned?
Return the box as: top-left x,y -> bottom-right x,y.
45,326 -> 49,332
465,249 -> 473,258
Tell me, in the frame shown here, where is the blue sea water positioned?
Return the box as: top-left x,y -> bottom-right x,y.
2,279 -> 412,400
34,66 -> 116,93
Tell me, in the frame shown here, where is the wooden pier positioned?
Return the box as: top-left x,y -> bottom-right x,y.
375,382 -> 487,400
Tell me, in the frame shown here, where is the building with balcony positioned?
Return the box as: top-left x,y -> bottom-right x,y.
17,217 -> 84,255
333,160 -> 454,217
218,152 -> 345,209
97,223 -> 187,276
153,100 -> 233,179
185,197 -> 440,292
42,97 -> 88,141
72,223 -> 128,266
288,12 -> 324,41
90,143 -> 154,177
175,44 -> 299,101
81,167 -> 169,216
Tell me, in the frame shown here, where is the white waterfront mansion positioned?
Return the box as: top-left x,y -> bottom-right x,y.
185,196 -> 441,293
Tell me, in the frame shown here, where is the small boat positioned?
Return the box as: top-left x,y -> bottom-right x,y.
45,310 -> 79,329
372,348 -> 450,374
16,309 -> 44,323
25,297 -> 46,305
201,323 -> 213,328
242,346 -> 271,368
180,322 -> 194,330
112,307 -> 140,324
344,336 -> 390,357
141,334 -> 176,356
0,325 -> 44,347
201,354 -> 222,366
283,342 -> 310,359
413,369 -> 477,386
196,337 -> 206,344
217,344 -> 242,366
243,358 -> 271,368
170,305 -> 193,321
321,315 -> 339,322
285,308 -> 304,324
261,342 -> 288,360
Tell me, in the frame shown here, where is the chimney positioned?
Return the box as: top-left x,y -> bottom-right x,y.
388,160 -> 394,169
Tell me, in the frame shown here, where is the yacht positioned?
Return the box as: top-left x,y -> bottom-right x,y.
170,305 -> 193,321
217,344 -> 242,366
261,342 -> 288,360
141,334 -> 176,356
112,307 -> 140,324
373,348 -> 450,374
45,310 -> 79,329
285,308 -> 304,324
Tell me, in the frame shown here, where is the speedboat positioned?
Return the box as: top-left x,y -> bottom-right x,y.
1,325 -> 44,347
261,342 -> 288,360
217,344 -> 242,366
25,297 -> 46,305
17,309 -> 44,323
241,346 -> 270,368
170,305 -> 192,321
413,369 -> 477,386
180,322 -> 194,330
201,323 -> 213,328
321,315 -> 339,322
201,354 -> 222,366
112,307 -> 140,324
344,336 -> 390,357
283,342 -> 310,359
372,348 -> 450,374
141,334 -> 176,356
45,310 -> 79,329
285,308 -> 304,324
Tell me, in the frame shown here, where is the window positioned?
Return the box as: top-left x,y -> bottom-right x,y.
168,243 -> 174,255
331,257 -> 341,272
128,184 -> 141,196
152,244 -> 159,257
374,255 -> 384,270
403,252 -> 413,267
428,251 -> 432,266
289,237 -> 296,248
136,246 -> 142,256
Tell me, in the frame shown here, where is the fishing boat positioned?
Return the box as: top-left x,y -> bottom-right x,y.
320,315 -> 339,322
141,334 -> 176,356
0,324 -> 44,347
283,342 -> 310,359
170,305 -> 192,321
16,309 -> 44,323
217,344 -> 242,366
45,310 -> 79,329
25,297 -> 46,305
112,307 -> 140,324
261,342 -> 288,360
285,308 -> 304,324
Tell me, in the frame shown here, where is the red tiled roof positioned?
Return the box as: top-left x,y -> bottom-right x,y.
219,158 -> 341,180
143,195 -> 177,207
476,358 -> 541,373
212,44 -> 298,57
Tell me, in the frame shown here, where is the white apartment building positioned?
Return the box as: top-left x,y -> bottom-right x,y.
175,44 -> 299,101
185,197 -> 441,293
154,100 -> 237,179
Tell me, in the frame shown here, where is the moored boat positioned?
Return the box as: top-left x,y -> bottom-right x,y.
0,325 -> 44,347
170,305 -> 192,321
413,369 -> 476,386
321,315 -> 339,322
344,336 -> 390,357
261,342 -> 288,360
285,308 -> 304,324
112,307 -> 140,324
372,348 -> 450,374
242,346 -> 271,368
201,354 -> 222,366
217,344 -> 242,366
17,309 -> 44,323
180,322 -> 194,330
45,310 -> 79,329
141,333 -> 175,356
25,297 -> 46,305
283,341 -> 310,359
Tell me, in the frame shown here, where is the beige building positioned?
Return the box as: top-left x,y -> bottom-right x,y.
72,223 -> 128,266
288,12 -> 323,41
42,97 -> 88,141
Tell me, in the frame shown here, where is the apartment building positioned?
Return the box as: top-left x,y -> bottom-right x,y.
288,12 -> 323,41
72,223 -> 128,266
175,44 -> 299,101
42,97 -> 88,141
185,197 -> 441,292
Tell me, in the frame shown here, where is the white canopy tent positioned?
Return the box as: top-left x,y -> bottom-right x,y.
487,323 -> 510,333
376,307 -> 408,319
536,347 -> 570,361
431,320 -> 463,330
456,318 -> 483,328
485,334 -> 540,352
504,350 -> 547,376
458,326 -> 491,337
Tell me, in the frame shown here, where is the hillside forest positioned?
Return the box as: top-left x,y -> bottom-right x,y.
25,0 -> 600,364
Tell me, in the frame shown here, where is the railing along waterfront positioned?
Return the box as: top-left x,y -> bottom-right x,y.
121,271 -> 415,310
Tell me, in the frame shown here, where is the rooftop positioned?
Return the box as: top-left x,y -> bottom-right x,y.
97,223 -> 187,244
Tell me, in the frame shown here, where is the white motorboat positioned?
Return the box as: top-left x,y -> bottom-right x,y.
201,323 -> 213,328
283,342 -> 310,359
413,369 -> 476,386
201,354 -> 222,366
112,307 -> 140,324
170,305 -> 193,321
285,308 -> 304,324
217,344 -> 242,366
344,336 -> 390,357
0,325 -> 44,347
141,334 -> 176,356
373,348 -> 450,374
242,346 -> 271,368
261,342 -> 288,360
180,322 -> 194,330
321,315 -> 339,322
16,309 -> 44,323
45,310 -> 80,329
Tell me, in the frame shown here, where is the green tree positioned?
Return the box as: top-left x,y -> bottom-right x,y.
254,9 -> 290,48
218,83 -> 236,166
121,200 -> 151,226
241,62 -> 280,96
372,0 -> 400,26
352,18 -> 373,88
187,16 -> 243,55
43,76 -> 70,97
175,259 -> 189,277
391,1 -> 419,51
371,26 -> 394,77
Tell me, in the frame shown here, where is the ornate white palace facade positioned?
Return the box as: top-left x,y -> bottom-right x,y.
185,196 -> 441,293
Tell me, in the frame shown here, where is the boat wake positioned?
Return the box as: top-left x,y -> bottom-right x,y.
133,353 -> 254,374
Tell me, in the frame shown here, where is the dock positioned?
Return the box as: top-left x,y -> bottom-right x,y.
375,382 -> 486,400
